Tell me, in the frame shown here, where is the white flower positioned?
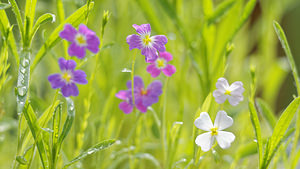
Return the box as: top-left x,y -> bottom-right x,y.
194,111 -> 235,152
213,77 -> 244,106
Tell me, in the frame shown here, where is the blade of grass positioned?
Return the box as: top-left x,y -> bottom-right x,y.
30,13 -> 55,44
31,2 -> 94,72
0,3 -> 10,9
207,0 -> 236,25
256,98 -> 277,129
8,0 -> 24,42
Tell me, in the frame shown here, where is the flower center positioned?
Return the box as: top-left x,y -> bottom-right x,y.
210,127 -> 218,136
224,90 -> 231,95
75,34 -> 87,46
156,58 -> 166,69
62,72 -> 72,83
140,89 -> 148,95
143,34 -> 152,45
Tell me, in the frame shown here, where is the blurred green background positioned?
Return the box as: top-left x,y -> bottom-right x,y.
1,0 -> 300,168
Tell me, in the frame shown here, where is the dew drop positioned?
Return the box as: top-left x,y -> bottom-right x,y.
21,58 -> 30,67
17,86 -> 27,97
121,68 -> 131,73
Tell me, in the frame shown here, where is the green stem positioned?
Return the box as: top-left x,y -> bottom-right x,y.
131,50 -> 137,105
161,77 -> 169,168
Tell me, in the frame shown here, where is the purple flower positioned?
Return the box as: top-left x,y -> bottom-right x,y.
48,58 -> 88,97
126,24 -> 168,62
59,24 -> 100,59
146,51 -> 176,78
116,76 -> 163,114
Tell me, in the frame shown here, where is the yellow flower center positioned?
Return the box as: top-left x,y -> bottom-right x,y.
143,35 -> 152,45
75,34 -> 86,46
224,90 -> 231,95
211,127 -> 218,136
156,59 -> 165,68
62,72 -> 72,83
141,89 -> 148,95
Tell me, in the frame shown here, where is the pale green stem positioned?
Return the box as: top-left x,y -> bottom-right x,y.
161,77 -> 169,168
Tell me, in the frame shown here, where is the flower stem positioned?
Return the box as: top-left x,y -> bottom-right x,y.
161,77 -> 169,167
131,50 -> 137,105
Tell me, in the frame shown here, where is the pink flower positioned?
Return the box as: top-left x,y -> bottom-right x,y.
146,52 -> 176,78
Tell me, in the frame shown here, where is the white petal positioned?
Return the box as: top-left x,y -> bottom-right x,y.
216,77 -> 229,90
195,132 -> 214,152
194,112 -> 213,131
214,110 -> 233,130
229,81 -> 244,95
213,89 -> 228,104
228,95 -> 243,106
216,131 -> 235,149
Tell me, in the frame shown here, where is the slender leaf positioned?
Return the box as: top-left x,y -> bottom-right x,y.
24,0 -> 37,31
30,13 -> 56,43
8,0 -> 24,41
207,0 -> 236,25
63,139 -> 116,169
0,3 -> 11,10
256,98 -> 277,129
31,2 -> 94,72
134,153 -> 160,168
248,100 -> 263,166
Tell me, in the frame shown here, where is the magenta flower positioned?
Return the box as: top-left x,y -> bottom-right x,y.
146,51 -> 176,77
59,24 -> 100,59
48,58 -> 88,97
126,24 -> 168,62
116,76 -> 163,113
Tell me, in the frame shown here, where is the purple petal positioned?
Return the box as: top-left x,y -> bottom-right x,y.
132,24 -> 151,35
58,58 -> 76,71
146,64 -> 161,78
147,81 -> 163,97
61,83 -> 79,97
72,70 -> 88,84
119,101 -> 133,114
159,51 -> 173,62
135,98 -> 148,113
126,34 -> 143,50
86,34 -> 100,53
143,95 -> 159,106
48,74 -> 65,89
162,64 -> 176,77
78,24 -> 95,36
68,43 -> 86,59
141,47 -> 158,63
116,90 -> 129,100
152,35 -> 168,52
126,76 -> 144,90
59,24 -> 77,42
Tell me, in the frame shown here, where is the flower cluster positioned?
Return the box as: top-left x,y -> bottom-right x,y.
116,76 -> 162,113
116,23 -> 176,114
48,24 -> 100,97
194,77 -> 244,152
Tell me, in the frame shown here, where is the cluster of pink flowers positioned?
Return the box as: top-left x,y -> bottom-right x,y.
116,23 -> 176,114
48,24 -> 100,97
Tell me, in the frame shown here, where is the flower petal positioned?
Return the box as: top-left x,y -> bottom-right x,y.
214,111 -> 233,130
58,58 -> 76,71
72,70 -> 88,84
119,101 -> 133,114
216,131 -> 235,149
126,34 -> 143,50
68,43 -> 86,59
141,47 -> 158,62
213,89 -> 228,104
229,81 -> 245,96
152,35 -> 168,52
126,76 -> 144,90
194,112 -> 213,131
78,24 -> 95,35
86,34 -> 100,53
159,51 -> 173,62
195,132 -> 214,152
136,98 -> 148,113
59,24 -> 77,42
162,64 -> 176,77
228,95 -> 243,106
48,74 -> 65,89
147,80 -> 163,97
132,24 -> 151,35
116,90 -> 129,100
216,77 -> 229,91
146,64 -> 161,78
61,83 -> 79,97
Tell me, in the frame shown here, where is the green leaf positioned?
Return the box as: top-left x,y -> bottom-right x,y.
256,98 -> 277,129
207,0 -> 236,25
8,0 -> 24,42
63,139 -> 116,169
31,2 -> 94,72
0,3 -> 11,10
16,155 -> 28,165
30,13 -> 55,43
273,21 -> 300,96
134,153 -> 160,168
24,0 -> 37,32
248,100 -> 263,166
262,97 -> 300,168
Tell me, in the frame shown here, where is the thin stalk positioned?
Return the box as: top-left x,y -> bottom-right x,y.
161,77 -> 169,168
131,50 -> 137,104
